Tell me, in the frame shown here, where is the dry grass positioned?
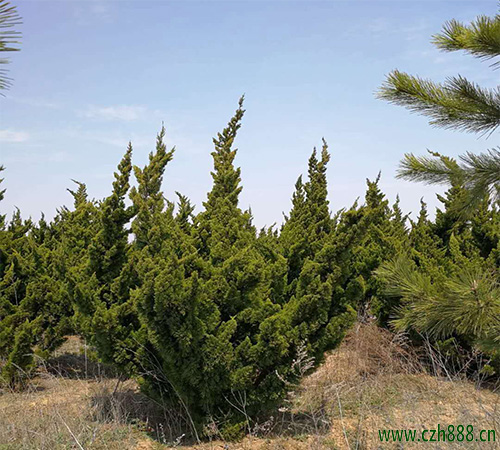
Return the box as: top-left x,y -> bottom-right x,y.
291,322 -> 500,449
0,338 -> 165,450
0,375 -> 145,449
1,324 -> 499,449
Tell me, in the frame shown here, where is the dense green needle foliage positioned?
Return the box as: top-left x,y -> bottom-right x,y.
372,6 -> 500,375
0,96 -> 498,434
0,1 -> 498,441
0,203 -> 75,386
376,179 -> 500,372
378,7 -> 500,215
432,15 -> 500,64
379,71 -> 500,135
348,175 -> 410,325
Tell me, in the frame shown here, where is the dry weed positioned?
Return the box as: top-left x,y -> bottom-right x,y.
1,327 -> 499,450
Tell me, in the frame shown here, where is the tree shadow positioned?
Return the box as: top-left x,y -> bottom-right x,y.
46,352 -> 119,380
89,384 -> 198,446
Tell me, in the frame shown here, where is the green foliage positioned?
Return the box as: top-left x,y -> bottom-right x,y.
0,92 -> 497,433
56,98 -> 369,430
377,254 -> 500,363
0,0 -> 21,91
125,100 -> 361,426
378,7 -> 500,217
375,5 -> 500,375
0,208 -> 73,386
397,149 -> 500,215
378,71 -> 500,135
346,175 -> 410,324
432,15 -> 500,64
280,140 -> 333,296
376,183 -> 500,372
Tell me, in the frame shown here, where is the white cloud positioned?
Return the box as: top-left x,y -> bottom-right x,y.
79,105 -> 152,121
63,128 -> 152,149
73,0 -> 113,25
3,151 -> 71,165
0,130 -> 29,143
8,96 -> 60,109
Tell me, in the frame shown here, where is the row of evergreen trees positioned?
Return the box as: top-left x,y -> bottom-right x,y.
1,98 -> 498,436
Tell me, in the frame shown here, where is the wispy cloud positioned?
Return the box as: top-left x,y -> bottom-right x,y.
78,105 -> 157,121
62,127 -> 153,149
345,18 -> 430,41
0,130 -> 29,143
7,96 -> 61,109
73,0 -> 113,25
3,151 -> 71,165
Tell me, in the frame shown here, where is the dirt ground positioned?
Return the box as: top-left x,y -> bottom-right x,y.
1,324 -> 498,449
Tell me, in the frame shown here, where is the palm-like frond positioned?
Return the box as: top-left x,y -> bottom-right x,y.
0,0 -> 21,91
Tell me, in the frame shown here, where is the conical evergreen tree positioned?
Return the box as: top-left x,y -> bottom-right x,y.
0,198 -> 71,385
71,145 -> 143,373
346,175 -> 410,325
377,181 -> 500,373
280,141 -> 332,297
121,100 -> 364,435
148,97 -> 277,424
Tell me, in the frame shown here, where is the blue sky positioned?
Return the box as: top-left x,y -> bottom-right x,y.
1,0 -> 498,228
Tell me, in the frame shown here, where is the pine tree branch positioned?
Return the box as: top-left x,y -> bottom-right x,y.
460,148 -> 500,189
0,1 -> 21,91
377,256 -> 500,344
378,71 -> 500,134
398,148 -> 500,216
432,16 -> 500,66
396,151 -> 462,185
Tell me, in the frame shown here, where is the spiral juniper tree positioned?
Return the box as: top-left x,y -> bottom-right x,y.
0,193 -> 71,385
280,140 -> 332,297
348,175 -> 411,325
106,99 -> 366,435
131,99 -> 276,429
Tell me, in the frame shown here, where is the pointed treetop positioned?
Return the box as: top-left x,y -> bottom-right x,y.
365,172 -> 388,211
0,165 -> 5,202
205,97 -> 245,210
129,126 -> 175,249
175,191 -> 195,230
67,180 -> 88,209
320,138 -> 330,169
392,194 -> 403,215
132,125 -> 175,207
291,175 -> 305,210
305,139 -> 330,205
111,143 -> 133,199
416,198 -> 429,224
